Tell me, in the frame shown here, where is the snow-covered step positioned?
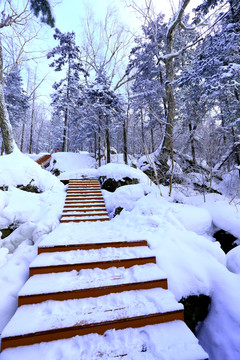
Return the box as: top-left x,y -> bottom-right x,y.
62,206 -> 107,212
29,246 -> 156,276
38,240 -> 148,253
36,154 -> 51,168
66,195 -> 104,199
68,180 -> 99,185
66,192 -> 102,196
60,215 -> 110,223
1,288 -> 184,350
64,199 -> 105,204
18,264 -> 168,305
61,211 -> 109,217
0,321 -> 208,360
67,187 -> 101,190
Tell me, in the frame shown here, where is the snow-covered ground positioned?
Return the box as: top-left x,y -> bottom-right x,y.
0,151 -> 240,360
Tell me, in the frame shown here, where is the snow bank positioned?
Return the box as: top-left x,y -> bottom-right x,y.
226,246 -> 240,274
0,150 -> 62,192
98,163 -> 151,185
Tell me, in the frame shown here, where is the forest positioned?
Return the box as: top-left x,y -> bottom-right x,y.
0,1 -> 240,360
0,0 -> 239,194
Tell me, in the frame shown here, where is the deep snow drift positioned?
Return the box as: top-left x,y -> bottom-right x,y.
0,151 -> 240,360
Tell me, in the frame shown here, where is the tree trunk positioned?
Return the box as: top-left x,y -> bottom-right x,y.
106,126 -> 110,164
123,117 -> 128,164
188,120 -> 196,165
98,132 -> 101,167
20,122 -> 25,152
29,98 -> 35,154
0,38 -> 16,154
141,109 -> 145,150
94,132 -> 97,161
151,128 -> 155,153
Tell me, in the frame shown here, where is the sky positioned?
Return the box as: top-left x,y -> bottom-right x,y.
4,0 -> 202,114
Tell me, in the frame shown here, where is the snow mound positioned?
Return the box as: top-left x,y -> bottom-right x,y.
226,246 -> 240,274
0,150 -> 62,192
51,151 -> 96,173
170,203 -> 212,235
103,183 -> 154,217
98,163 -> 151,184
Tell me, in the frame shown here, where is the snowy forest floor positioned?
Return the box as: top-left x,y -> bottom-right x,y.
0,150 -> 240,360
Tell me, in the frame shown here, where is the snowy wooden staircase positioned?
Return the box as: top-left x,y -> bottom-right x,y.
36,154 -> 51,169
60,179 -> 109,223
0,179 -> 208,359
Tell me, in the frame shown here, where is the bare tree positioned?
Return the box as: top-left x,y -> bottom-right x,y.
0,0 -> 54,154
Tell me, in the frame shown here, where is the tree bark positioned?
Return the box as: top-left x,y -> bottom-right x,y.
0,37 -> 16,154
106,126 -> 110,163
20,122 -> 25,152
123,117 -> 128,164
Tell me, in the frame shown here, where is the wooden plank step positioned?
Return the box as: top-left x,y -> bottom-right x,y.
1,311 -> 184,350
60,218 -> 109,223
65,195 -> 104,199
61,212 -> 108,218
18,279 -> 168,305
62,207 -> 107,213
19,263 -> 167,305
38,240 -> 148,253
1,288 -> 184,350
66,191 -> 102,194
69,181 -> 99,184
63,204 -> 106,208
0,321 -> 209,360
30,247 -> 154,273
67,187 -> 101,189
29,256 -> 156,276
64,199 -> 105,203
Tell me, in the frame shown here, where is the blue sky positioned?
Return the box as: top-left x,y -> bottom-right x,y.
23,0 -> 202,110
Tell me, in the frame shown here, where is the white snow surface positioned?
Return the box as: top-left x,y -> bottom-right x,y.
30,246 -> 153,268
19,264 -> 167,296
1,321 -> 207,360
0,151 -> 240,360
2,288 -> 182,337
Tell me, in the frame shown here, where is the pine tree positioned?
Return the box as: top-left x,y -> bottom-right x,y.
4,67 -> 29,130
48,28 -> 87,152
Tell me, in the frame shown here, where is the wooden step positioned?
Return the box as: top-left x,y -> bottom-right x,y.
0,322 -> 209,360
64,199 -> 105,203
19,263 -> 167,305
38,240 -> 148,253
1,311 -> 184,350
65,195 -> 104,200
63,204 -> 106,208
60,217 -> 110,223
66,191 -> 102,194
29,256 -> 156,276
18,279 -> 168,305
62,207 -> 107,213
61,212 -> 108,218
1,288 -> 184,350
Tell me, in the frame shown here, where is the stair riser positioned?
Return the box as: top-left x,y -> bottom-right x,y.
29,257 -> 156,276
60,218 -> 109,223
0,310 -> 184,351
18,279 -> 168,306
61,213 -> 108,218
38,241 -> 148,253
63,204 -> 106,208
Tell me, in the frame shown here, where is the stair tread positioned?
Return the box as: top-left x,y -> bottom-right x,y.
30,246 -> 153,268
20,264 -> 166,296
0,321 -> 208,360
61,215 -> 109,221
38,240 -> 148,252
2,288 -> 183,338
